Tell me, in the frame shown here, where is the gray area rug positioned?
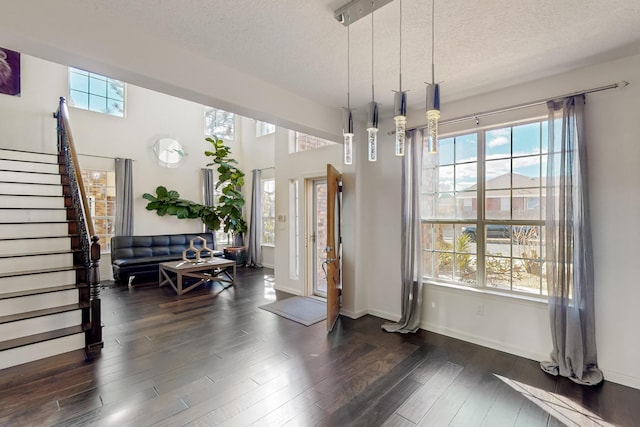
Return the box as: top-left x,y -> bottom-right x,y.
259,296 -> 326,326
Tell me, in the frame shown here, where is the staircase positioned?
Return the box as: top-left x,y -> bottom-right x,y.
0,98 -> 102,370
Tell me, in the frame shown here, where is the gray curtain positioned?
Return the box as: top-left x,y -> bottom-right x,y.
383,129 -> 424,333
245,169 -> 262,267
540,95 -> 603,385
114,158 -> 133,236
203,167 -> 215,228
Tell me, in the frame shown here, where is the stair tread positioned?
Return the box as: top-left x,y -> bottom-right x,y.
0,193 -> 64,197
0,207 -> 70,210
0,302 -> 89,325
0,220 -> 77,224
0,249 -> 80,259
0,235 -> 77,242
0,180 -> 62,186
0,168 -> 60,175
0,284 -> 87,300
0,324 -> 87,352
0,265 -> 82,279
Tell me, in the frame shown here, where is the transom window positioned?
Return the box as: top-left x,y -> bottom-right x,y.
262,179 -> 276,246
69,68 -> 124,117
422,119 -> 551,296
256,121 -> 276,137
294,132 -> 338,153
204,107 -> 235,140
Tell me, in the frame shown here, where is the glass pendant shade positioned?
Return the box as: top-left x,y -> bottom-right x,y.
343,108 -> 354,165
344,133 -> 354,164
426,83 -> 440,153
394,91 -> 407,156
367,101 -> 380,162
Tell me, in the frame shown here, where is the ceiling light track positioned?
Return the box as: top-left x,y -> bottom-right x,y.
335,0 -> 394,26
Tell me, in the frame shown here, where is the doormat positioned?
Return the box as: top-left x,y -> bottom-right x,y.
259,296 -> 326,326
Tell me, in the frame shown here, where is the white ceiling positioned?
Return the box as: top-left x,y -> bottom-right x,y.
82,0 -> 640,120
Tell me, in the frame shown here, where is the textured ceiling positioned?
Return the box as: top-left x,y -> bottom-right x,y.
79,0 -> 640,118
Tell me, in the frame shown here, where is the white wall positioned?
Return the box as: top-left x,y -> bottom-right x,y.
0,55 -> 248,279
0,2 -> 342,143
239,117 -> 276,268
362,54 -> 640,389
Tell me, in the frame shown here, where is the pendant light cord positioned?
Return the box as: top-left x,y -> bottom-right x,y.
347,14 -> 351,109
399,0 -> 402,91
431,0 -> 435,85
371,0 -> 375,102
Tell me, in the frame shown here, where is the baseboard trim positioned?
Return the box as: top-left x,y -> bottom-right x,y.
272,285 -> 303,296
340,308 -> 368,319
366,308 -> 401,322
599,368 -> 640,390
421,320 -> 548,362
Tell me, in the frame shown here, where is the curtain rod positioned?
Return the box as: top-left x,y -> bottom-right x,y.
408,80 -> 629,131
78,153 -> 135,161
258,166 -> 275,171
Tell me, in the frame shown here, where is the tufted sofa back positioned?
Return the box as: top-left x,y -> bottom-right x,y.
111,232 -> 215,261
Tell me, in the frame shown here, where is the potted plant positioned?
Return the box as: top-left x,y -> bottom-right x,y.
143,136 -> 247,263
204,136 -> 247,264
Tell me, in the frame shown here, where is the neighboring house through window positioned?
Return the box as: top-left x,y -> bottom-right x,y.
69,68 -> 125,117
81,170 -> 116,253
262,178 -> 275,246
293,131 -> 337,153
422,119 -> 551,296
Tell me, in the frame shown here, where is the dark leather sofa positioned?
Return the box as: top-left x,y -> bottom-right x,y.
111,232 -> 222,285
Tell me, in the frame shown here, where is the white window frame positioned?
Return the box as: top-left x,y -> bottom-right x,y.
256,120 -> 276,137
261,178 -> 276,246
69,67 -> 125,117
204,107 -> 235,140
422,118 -> 549,298
292,131 -> 338,153
81,169 -> 116,253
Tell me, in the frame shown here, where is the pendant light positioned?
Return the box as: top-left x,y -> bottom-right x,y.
367,0 -> 380,162
343,15 -> 354,165
393,0 -> 407,157
426,0 -> 440,153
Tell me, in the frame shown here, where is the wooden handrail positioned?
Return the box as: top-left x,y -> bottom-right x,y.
57,97 -> 96,237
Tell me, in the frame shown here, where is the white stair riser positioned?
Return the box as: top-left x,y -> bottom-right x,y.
0,333 -> 85,371
0,289 -> 78,316
0,253 -> 74,273
0,237 -> 70,256
0,310 -> 81,342
0,159 -> 59,174
0,150 -> 57,163
0,170 -> 60,185
0,288 -> 78,316
0,223 -> 69,239
0,182 -> 61,196
0,209 -> 67,223
0,195 -> 64,209
0,270 -> 76,293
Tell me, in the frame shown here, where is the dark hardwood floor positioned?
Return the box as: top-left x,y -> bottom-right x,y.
1,267 -> 638,426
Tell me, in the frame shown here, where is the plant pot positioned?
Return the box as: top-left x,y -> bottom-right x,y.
223,246 -> 246,266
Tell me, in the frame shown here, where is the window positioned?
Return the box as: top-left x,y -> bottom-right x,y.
204,107 -> 235,140
256,120 -> 276,137
80,170 -> 116,252
422,119 -> 550,296
293,132 -> 338,153
262,179 -> 276,246
69,68 -> 124,117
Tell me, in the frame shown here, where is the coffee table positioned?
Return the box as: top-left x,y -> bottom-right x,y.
159,257 -> 236,295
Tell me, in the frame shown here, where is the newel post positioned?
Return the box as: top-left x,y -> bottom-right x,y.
88,235 -> 104,355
